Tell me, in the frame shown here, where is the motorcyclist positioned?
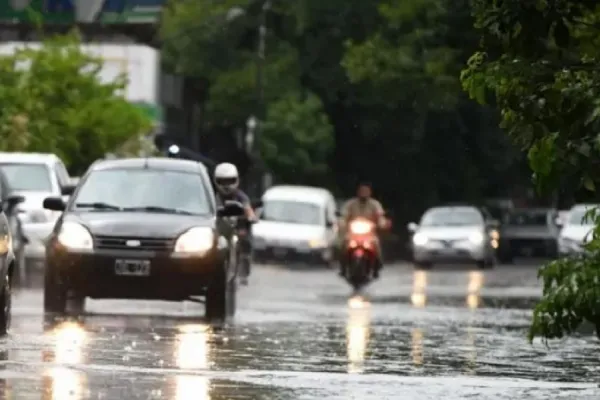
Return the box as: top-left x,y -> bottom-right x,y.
214,163 -> 257,284
339,182 -> 389,279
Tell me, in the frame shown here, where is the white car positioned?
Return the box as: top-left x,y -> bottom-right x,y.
0,153 -> 74,265
557,204 -> 598,257
408,206 -> 498,269
252,185 -> 338,266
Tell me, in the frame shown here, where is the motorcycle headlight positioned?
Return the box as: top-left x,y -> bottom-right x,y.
349,220 -> 373,235
58,222 -> 93,250
412,233 -> 428,246
468,232 -> 484,245
174,227 -> 214,254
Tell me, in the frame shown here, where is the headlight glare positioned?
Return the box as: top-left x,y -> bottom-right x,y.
413,233 -> 428,246
174,227 -> 214,254
58,222 -> 93,250
309,238 -> 326,248
468,232 -> 484,245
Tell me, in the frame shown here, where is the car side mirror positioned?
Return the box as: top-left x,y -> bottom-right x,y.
3,194 -> 24,212
326,220 -> 334,228
217,200 -> 245,218
407,222 -> 418,232
61,184 -> 76,196
43,196 -> 66,212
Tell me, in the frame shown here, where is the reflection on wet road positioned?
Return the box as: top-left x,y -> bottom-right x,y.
3,263 -> 600,399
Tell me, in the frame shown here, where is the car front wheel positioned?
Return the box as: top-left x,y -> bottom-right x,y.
205,262 -> 237,320
44,272 -> 67,314
0,274 -> 12,334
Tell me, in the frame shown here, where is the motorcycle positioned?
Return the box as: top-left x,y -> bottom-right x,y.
343,217 -> 380,291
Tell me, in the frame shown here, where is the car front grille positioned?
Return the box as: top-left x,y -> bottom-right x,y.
94,235 -> 174,252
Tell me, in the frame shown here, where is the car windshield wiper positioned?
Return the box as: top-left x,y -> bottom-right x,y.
122,206 -> 194,215
75,202 -> 122,211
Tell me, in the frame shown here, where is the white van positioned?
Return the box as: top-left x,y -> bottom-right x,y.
252,185 -> 338,266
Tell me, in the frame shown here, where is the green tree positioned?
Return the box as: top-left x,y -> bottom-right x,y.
160,0 -> 335,183
0,31 -> 150,174
461,1 -> 600,340
260,91 -> 334,184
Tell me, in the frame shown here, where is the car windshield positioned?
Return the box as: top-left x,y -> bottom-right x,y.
261,200 -> 322,225
420,208 -> 483,226
0,163 -> 52,192
569,208 -> 596,225
72,169 -> 212,215
507,211 -> 548,226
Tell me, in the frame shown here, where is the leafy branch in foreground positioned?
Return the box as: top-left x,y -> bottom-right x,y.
462,0 -> 600,341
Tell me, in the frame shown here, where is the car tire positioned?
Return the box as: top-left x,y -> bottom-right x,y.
44,271 -> 67,314
0,274 -> 12,335
205,263 -> 236,320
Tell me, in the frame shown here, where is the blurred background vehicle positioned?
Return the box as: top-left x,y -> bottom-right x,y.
0,153 -> 75,268
498,208 -> 560,263
408,205 -> 499,269
252,185 -> 338,266
0,169 -> 26,280
556,204 -> 598,257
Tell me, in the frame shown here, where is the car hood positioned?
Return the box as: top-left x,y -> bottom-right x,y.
14,191 -> 56,210
65,212 -> 215,237
561,225 -> 594,241
253,220 -> 325,241
416,225 -> 481,240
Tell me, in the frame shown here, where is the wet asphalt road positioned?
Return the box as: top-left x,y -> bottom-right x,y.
1,262 -> 599,400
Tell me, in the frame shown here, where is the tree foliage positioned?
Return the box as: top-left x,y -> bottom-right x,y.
161,0 -> 528,249
461,1 -> 600,340
0,31 -> 151,174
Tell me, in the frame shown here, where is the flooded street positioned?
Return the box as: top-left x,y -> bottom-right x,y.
2,263 -> 599,399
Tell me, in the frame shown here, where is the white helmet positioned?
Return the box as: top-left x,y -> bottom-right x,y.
214,162 -> 239,195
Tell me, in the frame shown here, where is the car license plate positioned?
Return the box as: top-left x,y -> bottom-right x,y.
273,247 -> 288,257
114,259 -> 151,276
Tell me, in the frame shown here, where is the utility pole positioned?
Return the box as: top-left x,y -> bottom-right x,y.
251,0 -> 271,199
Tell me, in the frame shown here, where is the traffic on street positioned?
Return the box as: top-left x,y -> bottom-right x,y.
3,263 -> 598,399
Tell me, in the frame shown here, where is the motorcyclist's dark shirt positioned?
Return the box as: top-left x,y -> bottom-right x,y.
217,189 -> 251,208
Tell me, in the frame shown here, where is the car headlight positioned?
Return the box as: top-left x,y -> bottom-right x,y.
57,222 -> 93,250
468,232 -> 484,245
309,238 -> 327,248
559,237 -> 575,246
490,229 -> 500,240
413,233 -> 428,246
174,227 -> 214,254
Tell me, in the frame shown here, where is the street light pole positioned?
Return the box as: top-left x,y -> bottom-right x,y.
251,0 -> 271,198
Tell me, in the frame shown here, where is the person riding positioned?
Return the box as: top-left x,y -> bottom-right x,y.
214,163 -> 257,283
339,182 -> 389,278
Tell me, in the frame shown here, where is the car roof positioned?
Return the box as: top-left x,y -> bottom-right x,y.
0,152 -> 60,165
91,157 -> 207,174
427,205 -> 480,213
509,207 -> 555,214
263,185 -> 333,204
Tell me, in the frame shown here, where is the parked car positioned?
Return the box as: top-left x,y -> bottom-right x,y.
0,170 -> 27,276
498,208 -> 560,262
252,185 -> 338,266
407,205 -> 499,269
556,204 -> 598,257
0,153 -> 75,267
0,196 -> 19,334
42,157 -> 242,320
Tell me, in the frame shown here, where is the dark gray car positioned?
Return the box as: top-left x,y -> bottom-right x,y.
499,208 -> 560,262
